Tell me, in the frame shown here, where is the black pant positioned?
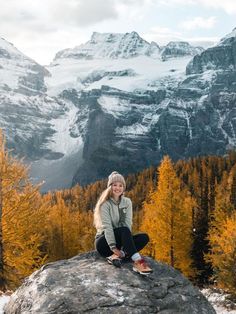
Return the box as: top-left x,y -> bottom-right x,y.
95,226 -> 149,257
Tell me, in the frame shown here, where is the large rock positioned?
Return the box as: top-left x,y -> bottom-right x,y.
4,251 -> 216,314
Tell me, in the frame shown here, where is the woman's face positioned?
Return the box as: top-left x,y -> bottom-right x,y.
111,181 -> 124,199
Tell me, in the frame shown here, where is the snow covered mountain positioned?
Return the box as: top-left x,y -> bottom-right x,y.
187,28 -> 236,74
0,37 -> 82,190
0,37 -> 48,95
54,31 -> 160,60
0,30 -> 236,189
160,41 -> 203,60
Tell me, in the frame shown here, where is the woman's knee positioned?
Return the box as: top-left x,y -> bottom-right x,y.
115,226 -> 131,234
143,233 -> 150,244
137,232 -> 149,245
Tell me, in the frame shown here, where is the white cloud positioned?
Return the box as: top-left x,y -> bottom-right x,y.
186,36 -> 219,47
0,0 -> 153,64
115,0 -> 153,22
157,0 -> 195,6
49,0 -> 118,27
198,0 -> 236,15
0,0 -> 152,34
142,26 -> 219,48
181,16 -> 217,30
143,26 -> 183,45
155,0 -> 236,15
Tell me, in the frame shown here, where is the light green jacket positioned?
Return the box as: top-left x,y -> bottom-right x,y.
96,196 -> 133,248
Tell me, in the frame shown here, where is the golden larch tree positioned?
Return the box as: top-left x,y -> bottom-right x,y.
45,191 -> 94,261
207,168 -> 236,293
141,156 -> 196,278
0,130 -> 47,289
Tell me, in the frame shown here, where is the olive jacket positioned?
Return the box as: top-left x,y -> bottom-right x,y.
95,196 -> 133,249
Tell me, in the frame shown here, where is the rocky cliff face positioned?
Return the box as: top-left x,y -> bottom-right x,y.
186,28 -> 236,74
72,77 -> 232,185
4,251 -> 216,314
0,37 -> 66,161
71,29 -> 236,185
0,37 -> 83,191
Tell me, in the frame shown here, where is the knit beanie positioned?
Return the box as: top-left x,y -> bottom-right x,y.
107,171 -> 126,189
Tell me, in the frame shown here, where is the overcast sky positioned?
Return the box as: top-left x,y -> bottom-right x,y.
1,0 -> 236,65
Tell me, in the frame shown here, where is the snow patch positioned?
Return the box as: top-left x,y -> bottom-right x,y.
98,95 -> 130,117
116,123 -> 149,136
201,288 -> 236,314
0,295 -> 10,314
46,56 -> 192,96
43,101 -> 82,155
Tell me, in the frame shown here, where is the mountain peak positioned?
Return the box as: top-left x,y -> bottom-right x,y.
90,31 -> 143,44
90,32 -> 123,44
218,27 -> 236,46
160,41 -> 203,60
0,37 -> 24,59
167,41 -> 191,47
54,31 -> 158,60
0,36 -> 49,95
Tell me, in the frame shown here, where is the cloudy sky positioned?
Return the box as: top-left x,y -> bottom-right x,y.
1,0 -> 236,65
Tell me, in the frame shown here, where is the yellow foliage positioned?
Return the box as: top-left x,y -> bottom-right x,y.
141,156 -> 196,278
45,192 -> 94,262
0,130 -> 47,289
207,169 -> 236,294
207,213 -> 236,293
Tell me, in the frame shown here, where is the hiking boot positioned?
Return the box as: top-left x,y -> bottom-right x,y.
106,254 -> 122,268
133,258 -> 153,275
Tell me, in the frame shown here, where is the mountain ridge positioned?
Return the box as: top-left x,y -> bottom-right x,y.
53,31 -> 202,61
0,29 -> 235,189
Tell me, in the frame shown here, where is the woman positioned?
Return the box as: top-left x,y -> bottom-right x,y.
94,171 -> 152,274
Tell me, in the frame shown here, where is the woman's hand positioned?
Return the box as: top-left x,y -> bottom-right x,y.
112,248 -> 122,258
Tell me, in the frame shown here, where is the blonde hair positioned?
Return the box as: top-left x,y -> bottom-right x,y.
93,186 -> 113,230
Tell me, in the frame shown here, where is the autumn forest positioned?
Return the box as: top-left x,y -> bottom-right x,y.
0,129 -> 236,296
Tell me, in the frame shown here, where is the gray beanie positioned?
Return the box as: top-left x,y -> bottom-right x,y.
107,171 -> 126,189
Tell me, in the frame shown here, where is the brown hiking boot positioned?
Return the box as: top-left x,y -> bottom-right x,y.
133,258 -> 153,275
106,254 -> 122,268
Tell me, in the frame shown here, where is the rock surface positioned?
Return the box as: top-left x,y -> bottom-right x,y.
4,251 -> 216,314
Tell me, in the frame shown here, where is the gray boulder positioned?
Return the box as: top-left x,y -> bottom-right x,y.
4,251 -> 216,314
